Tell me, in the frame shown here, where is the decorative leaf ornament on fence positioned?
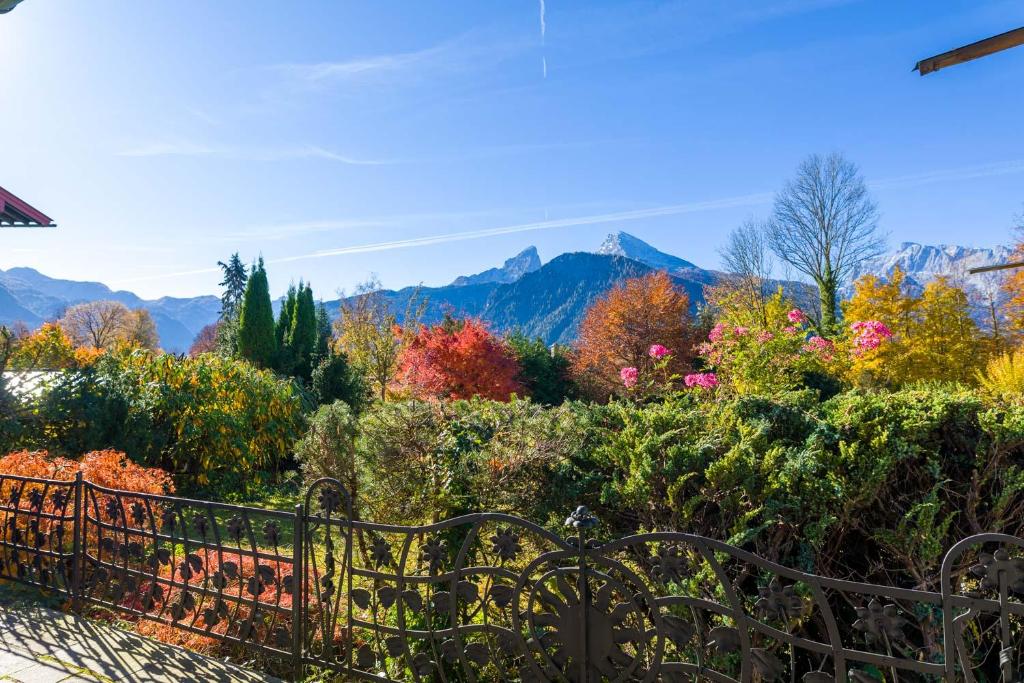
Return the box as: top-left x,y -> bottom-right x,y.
1,472 -> 1022,682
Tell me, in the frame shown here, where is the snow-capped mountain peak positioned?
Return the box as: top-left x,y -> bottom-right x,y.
596,231 -> 698,272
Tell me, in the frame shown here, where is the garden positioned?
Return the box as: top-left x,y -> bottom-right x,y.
3,158 -> 1024,681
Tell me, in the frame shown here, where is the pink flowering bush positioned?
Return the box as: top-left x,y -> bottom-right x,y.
618,342 -> 682,397
648,344 -> 671,359
802,336 -> 835,362
696,306 -> 839,394
684,372 -> 719,389
849,320 -> 893,354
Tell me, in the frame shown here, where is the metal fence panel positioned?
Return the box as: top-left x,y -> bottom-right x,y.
0,472 -> 1021,682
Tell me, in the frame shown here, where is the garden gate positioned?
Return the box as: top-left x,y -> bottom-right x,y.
1,471 -> 1022,682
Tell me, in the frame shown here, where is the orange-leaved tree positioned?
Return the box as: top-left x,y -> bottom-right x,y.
8,323 -> 80,370
572,271 -> 698,396
1003,218 -> 1024,340
397,318 -> 522,401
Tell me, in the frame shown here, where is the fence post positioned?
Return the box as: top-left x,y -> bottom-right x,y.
566,506 -> 598,683
70,471 -> 83,610
291,503 -> 304,682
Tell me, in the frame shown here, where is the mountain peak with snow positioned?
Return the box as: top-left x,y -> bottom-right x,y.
450,246 -> 542,287
596,231 -> 699,272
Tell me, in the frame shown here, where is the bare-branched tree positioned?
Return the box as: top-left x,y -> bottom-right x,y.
59,300 -> 131,349
719,218 -> 774,326
767,152 -> 884,332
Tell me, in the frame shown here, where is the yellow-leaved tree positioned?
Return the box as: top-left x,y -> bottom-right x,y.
842,267 -> 916,385
911,277 -> 978,384
843,267 -> 981,386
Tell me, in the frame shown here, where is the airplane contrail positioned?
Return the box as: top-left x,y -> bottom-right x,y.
270,191 -> 773,263
107,157 -> 1024,286
540,0 -> 547,78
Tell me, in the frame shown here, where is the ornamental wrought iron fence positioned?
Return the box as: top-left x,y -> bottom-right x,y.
1,471 -> 1023,682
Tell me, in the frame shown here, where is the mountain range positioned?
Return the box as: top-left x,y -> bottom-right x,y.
0,268 -> 220,353
0,234 -> 1011,351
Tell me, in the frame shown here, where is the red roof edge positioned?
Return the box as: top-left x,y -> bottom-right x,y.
0,185 -> 55,226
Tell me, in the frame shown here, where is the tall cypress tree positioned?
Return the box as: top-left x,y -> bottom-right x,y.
275,284 -> 297,373
237,258 -> 277,368
288,282 -> 317,380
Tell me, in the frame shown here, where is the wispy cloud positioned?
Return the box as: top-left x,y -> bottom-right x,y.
271,192 -> 773,263
107,156 -> 1024,287
267,32 -> 526,92
117,142 -> 395,166
870,159 -> 1024,190
274,43 -> 454,86
215,218 -> 399,243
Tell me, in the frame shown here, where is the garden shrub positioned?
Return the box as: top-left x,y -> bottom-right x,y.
334,385 -> 1024,592
0,449 -> 173,498
24,350 -> 306,493
350,397 -> 591,528
295,400 -> 358,491
310,352 -> 368,412
977,349 -> 1024,402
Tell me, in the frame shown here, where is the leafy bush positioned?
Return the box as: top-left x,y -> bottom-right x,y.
25,350 -> 306,493
310,352 -> 368,411
506,333 -> 577,405
977,349 -> 1024,402
351,398 -> 592,527
697,302 -> 836,395
323,385 -> 1024,591
0,449 -> 173,495
295,400 -> 358,489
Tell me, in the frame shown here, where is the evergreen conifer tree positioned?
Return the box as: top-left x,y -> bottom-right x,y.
313,301 -> 332,365
215,253 -> 248,356
237,258 -> 277,368
275,285 -> 297,373
289,282 -> 317,380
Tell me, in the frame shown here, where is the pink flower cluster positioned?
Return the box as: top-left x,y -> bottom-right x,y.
620,366 -> 639,388
684,372 -> 719,389
850,320 -> 893,353
648,344 -> 671,359
802,335 -> 835,361
756,331 -> 774,343
733,326 -> 748,336
787,309 -> 807,324
708,323 -> 726,343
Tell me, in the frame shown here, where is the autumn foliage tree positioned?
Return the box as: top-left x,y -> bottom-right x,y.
572,271 -> 698,396
1002,212 -> 1024,340
397,318 -> 522,401
188,322 -> 220,356
844,267 -> 981,386
58,301 -> 160,351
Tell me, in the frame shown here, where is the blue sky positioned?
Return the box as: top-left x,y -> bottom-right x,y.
2,0 -> 1023,299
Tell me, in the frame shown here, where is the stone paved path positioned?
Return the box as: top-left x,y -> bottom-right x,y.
0,603 -> 281,682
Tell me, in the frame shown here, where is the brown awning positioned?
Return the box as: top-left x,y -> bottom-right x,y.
0,185 -> 56,227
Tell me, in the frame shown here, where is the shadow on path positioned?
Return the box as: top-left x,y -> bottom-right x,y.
0,601 -> 280,682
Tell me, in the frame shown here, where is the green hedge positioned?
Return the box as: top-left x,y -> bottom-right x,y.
305,385 -> 1024,588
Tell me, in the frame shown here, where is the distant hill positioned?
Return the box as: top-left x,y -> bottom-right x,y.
0,267 -> 220,353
